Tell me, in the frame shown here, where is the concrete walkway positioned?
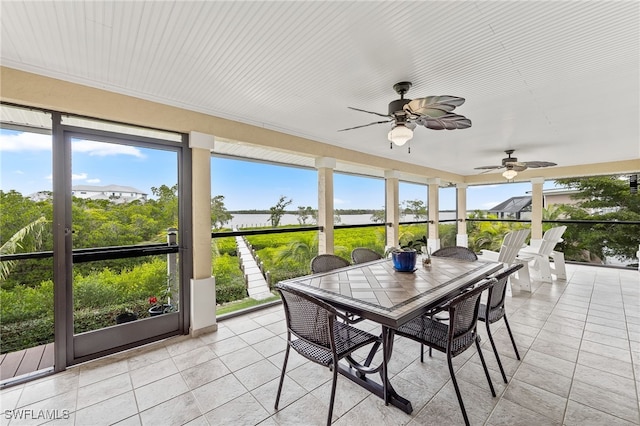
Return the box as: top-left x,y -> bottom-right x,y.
235,233 -> 273,300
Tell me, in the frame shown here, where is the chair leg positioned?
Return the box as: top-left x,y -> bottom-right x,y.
536,256 -> 553,282
274,344 -> 290,410
550,251 -> 567,280
485,320 -> 508,383
420,343 -> 424,362
475,337 -> 496,397
447,354 -> 470,426
503,315 -> 521,360
326,359 -> 339,426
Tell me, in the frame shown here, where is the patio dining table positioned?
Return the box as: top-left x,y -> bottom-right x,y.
277,255 -> 502,414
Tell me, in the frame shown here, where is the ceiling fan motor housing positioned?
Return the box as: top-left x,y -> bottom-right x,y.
388,98 -> 411,118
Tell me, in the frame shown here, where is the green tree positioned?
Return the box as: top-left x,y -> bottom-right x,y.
370,207 -> 385,223
555,175 -> 640,263
211,195 -> 233,229
402,199 -> 427,220
296,206 -> 315,225
269,196 -> 292,227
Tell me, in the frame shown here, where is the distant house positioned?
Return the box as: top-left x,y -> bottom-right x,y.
72,185 -> 147,203
488,196 -> 532,219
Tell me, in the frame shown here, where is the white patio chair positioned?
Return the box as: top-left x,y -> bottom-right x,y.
517,225 -> 567,283
478,228 -> 531,291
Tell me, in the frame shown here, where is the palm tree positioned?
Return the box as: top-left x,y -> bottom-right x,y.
0,217 -> 48,280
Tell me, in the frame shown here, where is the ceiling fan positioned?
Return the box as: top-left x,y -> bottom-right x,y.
474,149 -> 557,179
338,81 -> 471,150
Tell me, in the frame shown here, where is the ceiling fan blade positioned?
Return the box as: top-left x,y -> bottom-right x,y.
404,96 -> 466,117
347,106 -> 391,118
415,113 -> 472,130
523,161 -> 557,168
337,119 -> 393,132
474,165 -> 503,170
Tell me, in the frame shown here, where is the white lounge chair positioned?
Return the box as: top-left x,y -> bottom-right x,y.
517,225 -> 567,283
478,228 -> 531,291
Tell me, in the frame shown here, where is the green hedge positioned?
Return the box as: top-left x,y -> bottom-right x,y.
1,300 -> 152,354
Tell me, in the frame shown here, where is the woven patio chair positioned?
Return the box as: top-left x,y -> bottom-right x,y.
479,263 -> 524,383
310,254 -> 350,273
431,246 -> 478,261
351,247 -> 383,264
274,285 -> 379,426
394,278 -> 497,426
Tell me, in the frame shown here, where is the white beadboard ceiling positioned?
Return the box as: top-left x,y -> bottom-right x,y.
1,1 -> 638,179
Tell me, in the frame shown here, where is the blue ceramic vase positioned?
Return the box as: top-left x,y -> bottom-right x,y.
391,249 -> 417,272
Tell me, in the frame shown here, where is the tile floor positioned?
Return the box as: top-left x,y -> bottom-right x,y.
1,264 -> 639,425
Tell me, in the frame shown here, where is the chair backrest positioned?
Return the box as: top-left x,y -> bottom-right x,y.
447,278 -> 496,355
497,229 -> 530,264
310,254 -> 350,273
351,247 -> 383,264
431,246 -> 478,261
277,285 -> 336,350
536,226 -> 567,257
486,263 -> 524,312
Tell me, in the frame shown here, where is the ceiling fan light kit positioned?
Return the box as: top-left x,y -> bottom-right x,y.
475,149 -> 558,180
502,169 -> 518,180
388,124 -> 413,146
339,81 -> 471,151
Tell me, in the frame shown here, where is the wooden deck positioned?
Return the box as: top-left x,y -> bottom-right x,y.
0,343 -> 54,382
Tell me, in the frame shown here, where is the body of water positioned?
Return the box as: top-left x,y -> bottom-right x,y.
227,212 -> 458,228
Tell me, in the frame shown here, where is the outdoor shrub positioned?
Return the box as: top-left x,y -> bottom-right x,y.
0,279 -> 53,323
0,300 -> 151,354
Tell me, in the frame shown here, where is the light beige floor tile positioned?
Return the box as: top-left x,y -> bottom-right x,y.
208,335 -> 249,357
272,392 -> 334,426
238,327 -> 277,346
522,349 -> 576,379
219,317 -> 262,335
16,372 -> 78,408
75,391 -> 138,426
512,363 -> 572,398
134,373 -> 190,412
191,374 -> 247,413
171,345 -> 217,371
125,345 -> 171,372
564,400 -> 637,426
252,335 -> 286,358
502,379 -> 566,422
577,350 -> 634,378
204,392 -> 270,425
252,377 -> 307,415
138,392 -> 202,426
332,394 -> 413,426
77,358 -> 129,388
197,324 -> 235,345
181,358 -> 231,390
233,358 -> 281,391
569,379 -> 639,423
218,346 -> 264,372
129,357 -> 178,388
112,414 -> 141,426
76,372 -> 132,410
486,398 -> 562,426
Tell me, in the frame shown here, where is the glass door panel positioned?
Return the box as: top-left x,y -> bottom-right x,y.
69,135 -> 181,359
0,126 -> 55,381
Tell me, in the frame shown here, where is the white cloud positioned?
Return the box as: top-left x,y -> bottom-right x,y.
72,140 -> 145,158
14,170 -> 24,174
0,132 -> 50,152
72,173 -> 88,181
0,132 -> 144,158
86,178 -> 101,183
334,198 -> 347,205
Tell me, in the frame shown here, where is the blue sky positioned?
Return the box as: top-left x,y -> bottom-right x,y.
2,129 -> 555,210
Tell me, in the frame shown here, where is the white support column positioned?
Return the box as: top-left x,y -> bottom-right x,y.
384,170 -> 400,250
530,177 -> 545,247
189,131 -> 217,337
427,178 -> 440,253
316,157 -> 336,255
456,183 -> 468,247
